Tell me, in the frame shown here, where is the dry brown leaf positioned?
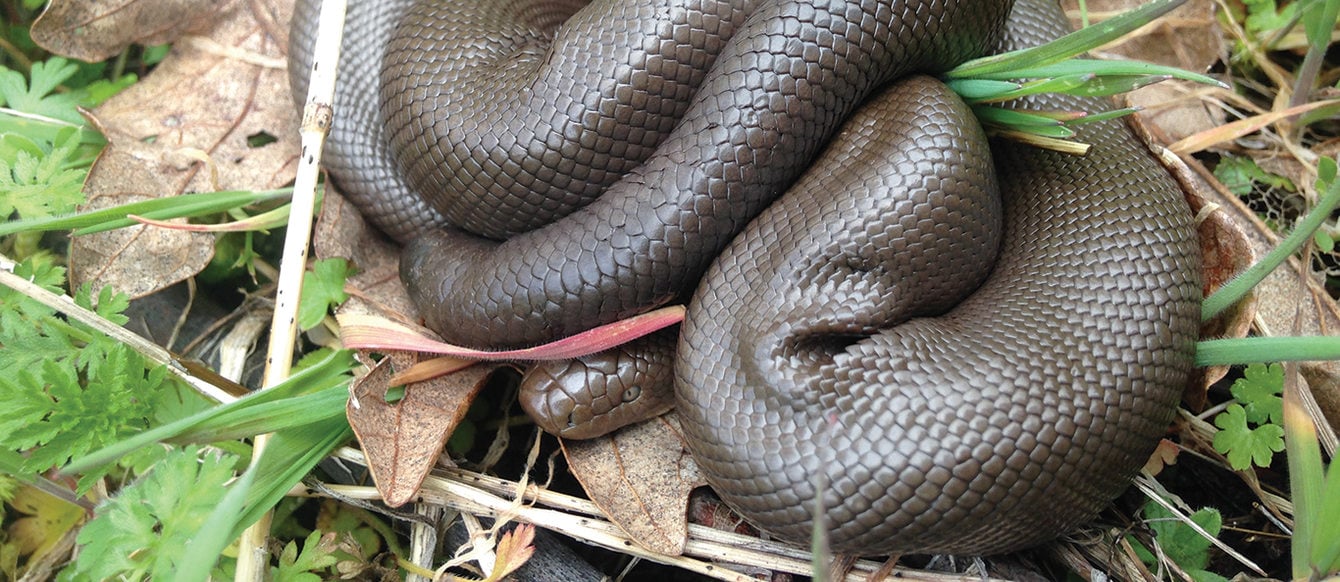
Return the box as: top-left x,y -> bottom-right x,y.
347,353 -> 497,508
1142,438 -> 1181,476
70,142 -> 215,298
65,0 -> 298,297
1064,0 -> 1225,142
560,414 -> 706,556
31,0 -> 243,62
1153,149 -> 1257,405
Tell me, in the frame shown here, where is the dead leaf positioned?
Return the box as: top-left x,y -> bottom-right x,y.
1153,148 -> 1257,405
347,353 -> 498,507
483,523 -> 536,582
70,143 -> 216,298
1064,0 -> 1226,142
561,414 -> 706,556
64,0 -> 298,297
1142,438 -> 1181,476
31,0 -> 244,62
6,485 -> 84,566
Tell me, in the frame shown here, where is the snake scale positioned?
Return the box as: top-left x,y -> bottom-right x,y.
289,0 -> 1201,555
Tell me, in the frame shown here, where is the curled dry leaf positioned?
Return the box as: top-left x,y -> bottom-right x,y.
560,413 -> 706,556
65,0 -> 298,297
1154,148 -> 1256,407
31,0 -> 241,62
347,353 -> 500,508
1142,438 -> 1181,476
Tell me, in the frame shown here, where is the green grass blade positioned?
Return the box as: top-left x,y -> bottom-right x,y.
62,350 -> 354,474
973,105 -> 1068,127
1203,156 -> 1340,321
0,188 -> 292,237
967,59 -> 1222,87
1285,379 -> 1323,579
1065,74 -> 1171,97
943,79 -> 1022,100
1196,336 -> 1340,367
1066,106 -> 1143,124
944,0 -> 1189,79
234,416 -> 355,538
1311,459 -> 1340,575
167,387 -> 349,444
969,74 -> 1095,103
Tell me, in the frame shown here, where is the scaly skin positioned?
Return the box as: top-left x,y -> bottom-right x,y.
288,0 -> 1201,555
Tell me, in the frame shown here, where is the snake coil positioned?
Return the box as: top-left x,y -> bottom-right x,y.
289,0 -> 1201,555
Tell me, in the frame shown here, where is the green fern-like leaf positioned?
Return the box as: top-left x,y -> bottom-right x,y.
70,445 -> 239,581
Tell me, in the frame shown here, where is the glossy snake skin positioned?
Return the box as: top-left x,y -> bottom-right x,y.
289,0 -> 1201,555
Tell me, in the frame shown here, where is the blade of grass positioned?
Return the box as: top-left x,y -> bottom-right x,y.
1195,336 -> 1340,367
0,188 -> 292,236
965,59 -> 1220,86
61,349 -> 354,474
234,415 -> 355,537
1203,156 -> 1340,321
943,79 -> 1022,100
1065,106 -> 1142,124
1285,367 -> 1323,579
964,74 -> 1095,103
944,0 -> 1189,79
987,129 -> 1091,155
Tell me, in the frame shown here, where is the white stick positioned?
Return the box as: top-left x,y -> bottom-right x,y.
234,0 -> 349,580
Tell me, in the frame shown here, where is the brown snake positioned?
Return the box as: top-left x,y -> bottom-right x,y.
289,0 -> 1201,555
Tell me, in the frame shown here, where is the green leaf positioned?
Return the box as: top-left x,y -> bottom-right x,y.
298,258 -> 356,331
1230,363 -> 1284,424
69,445 -> 239,581
1242,0 -> 1298,35
273,532 -> 344,582
0,126 -> 87,220
0,58 -> 84,125
1213,403 -> 1286,470
1316,230 -> 1336,253
1212,154 -> 1296,197
1130,502 -> 1228,582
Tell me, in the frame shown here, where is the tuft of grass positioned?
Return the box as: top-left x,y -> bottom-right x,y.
941,0 -> 1226,153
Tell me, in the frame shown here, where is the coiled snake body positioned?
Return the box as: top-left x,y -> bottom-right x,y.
290,0 -> 1201,555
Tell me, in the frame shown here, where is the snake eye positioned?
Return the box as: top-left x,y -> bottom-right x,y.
622,385 -> 641,403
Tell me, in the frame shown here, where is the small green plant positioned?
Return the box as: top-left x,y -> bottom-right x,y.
0,256 -> 212,491
69,445 -> 240,580
941,0 -> 1224,153
298,257 -> 356,331
1212,363 -> 1285,470
1212,154 -> 1297,198
272,531 -> 356,582
1129,501 -> 1227,582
